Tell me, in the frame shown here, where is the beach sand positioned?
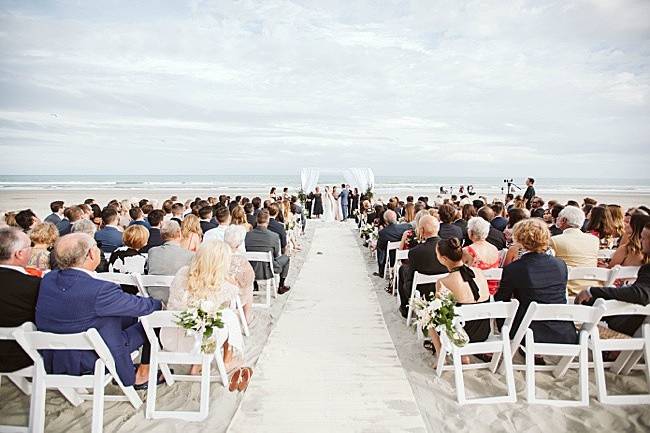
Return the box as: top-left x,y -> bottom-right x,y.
1,188 -> 648,221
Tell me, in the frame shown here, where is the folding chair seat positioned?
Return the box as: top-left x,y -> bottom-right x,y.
245,251 -> 277,308
509,302 -> 605,406
13,328 -> 142,433
435,300 -> 519,404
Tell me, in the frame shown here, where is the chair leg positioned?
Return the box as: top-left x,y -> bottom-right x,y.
266,280 -> 271,308
236,296 -> 250,337
621,351 -> 644,376
58,387 -> 84,406
406,287 -> 417,326
578,334 -> 589,406
214,349 -> 229,387
29,371 -> 47,433
452,349 -> 466,404
592,335 -> 608,403
435,345 -> 447,378
91,361 -> 105,433
525,332 -> 536,403
145,356 -> 159,419
643,326 -> 650,395
7,375 -> 31,396
199,355 -> 211,421
502,335 -> 516,402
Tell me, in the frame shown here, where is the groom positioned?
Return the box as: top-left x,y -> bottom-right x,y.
340,184 -> 349,220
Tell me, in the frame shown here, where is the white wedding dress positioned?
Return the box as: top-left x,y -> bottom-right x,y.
322,190 -> 335,222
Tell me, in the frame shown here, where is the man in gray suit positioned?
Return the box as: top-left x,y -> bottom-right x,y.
146,220 -> 194,301
340,184 -> 350,220
245,209 -> 291,294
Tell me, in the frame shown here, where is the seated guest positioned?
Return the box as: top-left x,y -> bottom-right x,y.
504,207 -> 529,246
109,226 -> 149,295
496,218 -> 577,348
437,204 -> 463,240
15,209 -> 39,233
376,210 -> 412,278
477,206 -> 507,250
268,203 -> 288,254
203,206 -> 231,243
0,227 -> 40,374
530,197 -> 545,219
118,199 -> 132,228
608,214 -> 650,268
575,221 -> 650,336
128,207 -> 151,229
36,233 -> 162,388
28,222 -> 58,271
231,205 -> 252,234
146,221 -> 194,302
161,239 -> 245,376
548,204 -> 565,236
95,207 -> 124,253
44,200 -> 64,225
586,206 -> 616,247
170,202 -> 184,225
57,205 -> 83,236
490,202 -> 508,232
549,206 -> 600,295
198,206 -> 218,234
430,237 -> 491,363
244,202 -> 256,227
245,210 -> 291,294
398,215 -> 448,318
462,217 -> 500,295
291,196 -> 306,234
180,214 -> 202,252
141,209 -> 164,253
454,204 -> 476,245
69,219 -> 108,272
225,225 -> 255,322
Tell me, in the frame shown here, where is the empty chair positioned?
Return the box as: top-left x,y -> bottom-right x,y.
509,302 -> 605,406
245,251 -> 277,308
591,299 -> 650,405
13,328 -> 142,433
406,272 -> 448,326
133,273 -> 175,299
435,300 -> 519,404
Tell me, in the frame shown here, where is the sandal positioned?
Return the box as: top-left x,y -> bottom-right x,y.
229,368 -> 243,392
423,340 -> 435,353
237,367 -> 253,392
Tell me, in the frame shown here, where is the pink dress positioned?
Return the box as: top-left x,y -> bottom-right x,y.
465,245 -> 500,295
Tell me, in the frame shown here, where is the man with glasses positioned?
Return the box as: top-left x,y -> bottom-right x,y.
530,197 -> 546,219
0,227 -> 40,374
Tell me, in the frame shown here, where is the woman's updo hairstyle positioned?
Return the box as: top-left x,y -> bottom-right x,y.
437,237 -> 463,262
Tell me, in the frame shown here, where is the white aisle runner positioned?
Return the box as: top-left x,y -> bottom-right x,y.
228,222 -> 426,433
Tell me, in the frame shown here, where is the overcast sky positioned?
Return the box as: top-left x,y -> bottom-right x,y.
0,0 -> 649,178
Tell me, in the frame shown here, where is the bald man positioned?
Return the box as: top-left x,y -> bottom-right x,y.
398,215 -> 448,318
375,209 -> 412,278
36,233 -> 162,388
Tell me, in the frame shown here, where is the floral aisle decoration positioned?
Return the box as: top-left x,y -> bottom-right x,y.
411,293 -> 469,347
175,300 -> 225,354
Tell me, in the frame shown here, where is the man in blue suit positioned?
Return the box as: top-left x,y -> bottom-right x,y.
375,210 -> 411,277
94,207 -> 124,253
36,233 -> 162,388
340,184 -> 350,220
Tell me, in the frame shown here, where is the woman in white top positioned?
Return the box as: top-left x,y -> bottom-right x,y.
161,239 -> 244,376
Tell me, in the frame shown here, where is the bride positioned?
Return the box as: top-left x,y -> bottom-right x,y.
322,186 -> 335,222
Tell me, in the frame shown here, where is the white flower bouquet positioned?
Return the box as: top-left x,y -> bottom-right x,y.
175,300 -> 225,354
360,223 -> 378,240
411,293 -> 469,347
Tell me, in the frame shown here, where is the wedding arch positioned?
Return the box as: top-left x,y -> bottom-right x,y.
299,168 -> 375,194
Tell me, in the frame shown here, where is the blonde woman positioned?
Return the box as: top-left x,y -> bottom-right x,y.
230,205 -> 252,232
118,199 -> 132,228
28,222 -> 59,270
180,214 -> 202,252
161,240 -> 247,386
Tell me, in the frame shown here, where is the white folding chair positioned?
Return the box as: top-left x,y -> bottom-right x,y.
133,274 -> 175,299
435,300 -> 519,404
392,249 -> 410,299
245,251 -> 277,308
510,302 -> 605,406
95,272 -> 139,292
598,249 -> 616,260
591,299 -> 650,405
606,265 -> 641,287
567,267 -> 613,285
406,272 -> 448,326
140,311 -> 230,421
385,241 -> 401,282
232,294 -> 250,337
13,328 -> 142,433
481,268 -> 503,281
0,322 -> 36,433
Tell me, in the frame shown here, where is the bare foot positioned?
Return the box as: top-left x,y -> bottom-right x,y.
190,364 -> 202,376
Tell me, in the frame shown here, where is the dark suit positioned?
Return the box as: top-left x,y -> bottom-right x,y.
129,220 -> 151,229
439,223 -> 463,241
531,208 -> 545,219
523,186 -> 536,209
0,267 -> 40,373
581,264 -> 650,336
94,226 -> 124,253
377,223 -> 411,275
398,237 -> 448,309
56,219 -> 72,236
44,213 -> 62,225
496,253 -> 577,344
246,213 -> 256,227
199,220 -> 217,234
141,227 -> 163,253
245,227 -> 290,280
171,217 -> 182,226
268,218 -> 287,253
453,219 -> 468,245
549,225 -> 563,236
491,216 -> 508,232
35,269 -> 161,386
486,227 -> 507,250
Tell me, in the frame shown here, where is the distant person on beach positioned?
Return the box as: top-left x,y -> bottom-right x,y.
523,177 -> 536,209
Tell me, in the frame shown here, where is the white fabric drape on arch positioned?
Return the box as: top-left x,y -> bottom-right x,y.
300,168 -> 320,193
343,168 -> 375,192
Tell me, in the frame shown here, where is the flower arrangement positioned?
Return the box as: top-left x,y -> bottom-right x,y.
411,293 -> 469,347
297,189 -> 307,205
405,229 -> 420,249
360,223 -> 378,240
364,187 -> 374,201
285,219 -> 296,231
175,300 -> 225,354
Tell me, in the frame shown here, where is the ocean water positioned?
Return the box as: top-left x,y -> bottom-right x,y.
0,175 -> 649,198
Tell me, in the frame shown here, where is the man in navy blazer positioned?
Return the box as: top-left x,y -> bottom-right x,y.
268,203 -> 287,254
94,207 -> 124,253
376,210 -> 411,277
36,233 -> 162,388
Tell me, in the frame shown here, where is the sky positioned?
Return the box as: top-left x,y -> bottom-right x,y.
0,0 -> 649,178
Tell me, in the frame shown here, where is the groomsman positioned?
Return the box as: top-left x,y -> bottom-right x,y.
340,184 -> 350,220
